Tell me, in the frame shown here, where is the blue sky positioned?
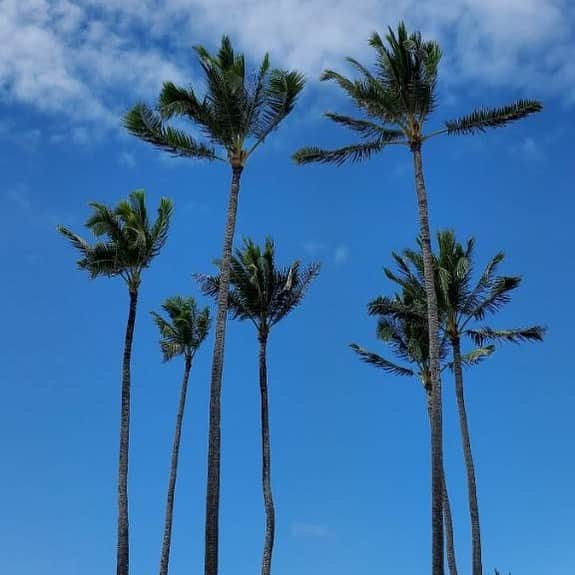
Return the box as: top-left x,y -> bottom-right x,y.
1,1 -> 574,574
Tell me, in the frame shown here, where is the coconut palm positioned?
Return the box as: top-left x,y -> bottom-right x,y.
351,288 -> 492,575
124,37 -> 304,575
152,296 -> 211,575
293,23 -> 542,574
197,238 -> 319,575
57,190 -> 172,575
381,230 -> 545,575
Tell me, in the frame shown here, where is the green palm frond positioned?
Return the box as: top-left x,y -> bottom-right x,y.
158,81 -> 205,120
252,69 -> 305,147
469,276 -> 522,320
324,113 -> 405,141
350,343 -> 414,377
445,100 -> 542,135
124,104 -> 219,160
446,346 -> 496,371
126,36 -> 304,164
293,140 -> 387,166
151,295 -> 211,362
58,191 -> 173,290
196,238 -> 318,333
466,326 -> 546,346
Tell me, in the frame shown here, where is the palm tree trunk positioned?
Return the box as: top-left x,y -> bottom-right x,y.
117,288 -> 138,575
451,335 -> 482,575
258,331 -> 275,575
411,142 -> 444,575
159,354 -> 193,575
424,390 -> 458,575
204,164 -> 243,575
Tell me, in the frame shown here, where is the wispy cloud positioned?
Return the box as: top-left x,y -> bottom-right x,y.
118,151 -> 136,168
1,0 -> 573,136
291,522 -> 333,538
6,184 -> 32,210
334,244 -> 350,265
509,137 -> 545,162
303,241 -> 327,257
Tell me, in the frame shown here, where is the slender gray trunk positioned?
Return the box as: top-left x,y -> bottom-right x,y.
258,331 -> 275,575
204,165 -> 243,575
425,390 -> 458,575
411,142 -> 444,575
159,354 -> 193,575
117,288 -> 138,575
451,335 -> 482,575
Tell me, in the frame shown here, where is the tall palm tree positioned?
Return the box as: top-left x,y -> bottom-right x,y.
293,23 -> 542,574
151,296 -> 211,575
381,230 -> 545,575
351,288 -> 492,575
124,37 -> 304,575
58,191 -> 173,575
197,238 -> 319,575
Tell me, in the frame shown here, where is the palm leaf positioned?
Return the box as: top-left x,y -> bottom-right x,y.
124,104 -> 218,160
445,100 -> 542,135
466,326 -> 546,346
293,140 -> 386,166
350,343 -> 414,377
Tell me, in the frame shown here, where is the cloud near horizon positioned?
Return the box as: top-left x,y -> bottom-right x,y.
1,0 -> 573,136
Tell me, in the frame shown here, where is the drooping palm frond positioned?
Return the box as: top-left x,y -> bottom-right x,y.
445,100 -> 543,135
446,346 -> 496,372
124,104 -> 219,160
466,326 -> 546,346
350,343 -> 414,377
151,296 -> 211,362
292,140 -> 390,166
323,113 -> 405,141
57,226 -> 123,279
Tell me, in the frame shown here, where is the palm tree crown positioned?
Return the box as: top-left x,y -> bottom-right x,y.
57,190 -> 173,292
152,296 -> 211,362
197,238 -> 320,335
383,230 -> 546,347
351,289 -> 494,387
293,22 -> 541,165
125,36 -> 305,167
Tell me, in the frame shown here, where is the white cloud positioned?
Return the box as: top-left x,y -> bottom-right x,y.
334,245 -> 350,265
510,136 -> 545,162
303,241 -> 327,257
1,0 -> 573,135
6,184 -> 32,210
291,522 -> 333,538
118,151 -> 136,168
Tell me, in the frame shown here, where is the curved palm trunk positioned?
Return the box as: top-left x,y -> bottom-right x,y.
411,143 -> 444,575
258,332 -> 275,575
451,335 -> 482,575
159,355 -> 193,575
204,165 -> 244,575
425,390 -> 458,575
117,289 -> 138,575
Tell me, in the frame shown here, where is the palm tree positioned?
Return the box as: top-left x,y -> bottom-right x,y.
293,23 -> 542,574
124,37 -> 304,575
351,288 -> 492,575
151,296 -> 211,575
197,238 -> 319,575
58,191 -> 173,575
381,230 -> 545,575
